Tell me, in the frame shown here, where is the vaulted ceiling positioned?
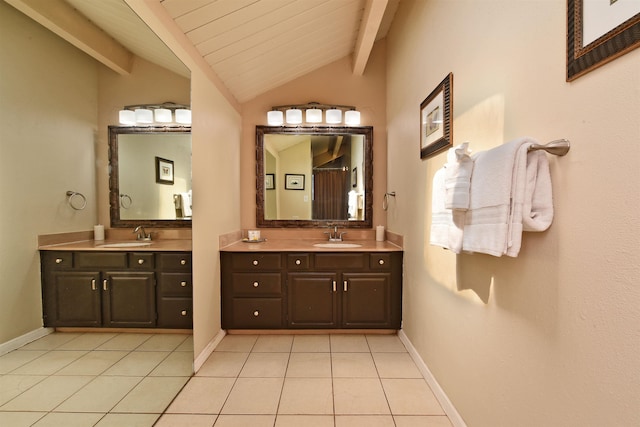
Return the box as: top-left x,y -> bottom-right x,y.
5,0 -> 400,104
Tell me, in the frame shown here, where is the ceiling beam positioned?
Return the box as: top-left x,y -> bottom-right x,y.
352,0 -> 388,76
4,0 -> 134,75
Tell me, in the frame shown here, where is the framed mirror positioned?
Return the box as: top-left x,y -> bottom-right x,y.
108,126 -> 191,228
256,125 -> 373,228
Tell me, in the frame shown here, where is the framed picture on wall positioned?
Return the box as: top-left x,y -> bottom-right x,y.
155,156 -> 174,185
420,73 -> 453,159
285,174 -> 305,190
265,173 -> 275,190
567,0 -> 640,81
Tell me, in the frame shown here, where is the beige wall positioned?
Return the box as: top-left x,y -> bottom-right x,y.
0,2 -> 99,343
240,41 -> 388,231
386,1 -> 639,426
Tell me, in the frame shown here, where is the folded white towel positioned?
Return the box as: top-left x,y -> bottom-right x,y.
462,137 -> 553,257
181,192 -> 192,217
348,190 -> 358,218
430,167 -> 465,253
444,142 -> 474,210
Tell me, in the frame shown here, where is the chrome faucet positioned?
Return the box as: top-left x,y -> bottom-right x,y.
324,224 -> 347,242
133,226 -> 151,241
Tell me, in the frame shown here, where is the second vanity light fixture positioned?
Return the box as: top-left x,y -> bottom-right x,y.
119,102 -> 191,126
267,102 -> 361,126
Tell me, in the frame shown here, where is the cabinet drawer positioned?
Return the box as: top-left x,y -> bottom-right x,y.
287,254 -> 311,270
75,252 -> 127,269
231,273 -> 281,296
43,252 -> 73,269
158,253 -> 192,271
369,253 -> 391,270
230,253 -> 281,270
129,252 -> 155,270
157,298 -> 192,328
230,298 -> 282,328
159,273 -> 192,296
315,253 -> 366,270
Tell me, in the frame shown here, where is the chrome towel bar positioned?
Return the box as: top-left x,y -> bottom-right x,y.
528,139 -> 570,156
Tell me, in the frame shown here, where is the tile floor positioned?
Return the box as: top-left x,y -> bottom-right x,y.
0,332 -> 453,427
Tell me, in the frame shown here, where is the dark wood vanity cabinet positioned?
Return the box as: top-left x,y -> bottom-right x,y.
40,251 -> 192,329
221,251 -> 402,330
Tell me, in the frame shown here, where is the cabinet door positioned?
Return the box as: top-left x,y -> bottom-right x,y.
102,272 -> 156,328
342,273 -> 392,328
48,271 -> 102,327
288,273 -> 338,328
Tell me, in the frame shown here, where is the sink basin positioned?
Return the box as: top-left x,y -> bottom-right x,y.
98,242 -> 153,248
313,242 -> 362,248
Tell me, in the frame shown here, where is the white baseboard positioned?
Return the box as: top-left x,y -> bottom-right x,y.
193,329 -> 226,372
0,327 -> 54,356
398,330 -> 467,427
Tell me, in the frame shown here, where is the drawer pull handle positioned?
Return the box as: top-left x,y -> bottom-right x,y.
253,310 -> 260,317
55,258 -> 63,264
91,279 -> 96,291
181,281 -> 188,287
378,259 -> 385,265
138,259 -> 145,265
180,259 -> 187,265
343,280 -> 348,292
295,259 -> 301,265
103,279 -> 108,291
252,260 -> 259,266
181,310 -> 187,316
333,280 -> 337,292
253,281 -> 259,288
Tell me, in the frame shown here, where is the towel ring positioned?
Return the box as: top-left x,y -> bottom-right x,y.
66,191 -> 87,211
383,191 -> 396,211
120,194 -> 132,209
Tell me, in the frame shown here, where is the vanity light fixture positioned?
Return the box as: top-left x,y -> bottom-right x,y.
118,102 -> 191,126
267,102 -> 361,126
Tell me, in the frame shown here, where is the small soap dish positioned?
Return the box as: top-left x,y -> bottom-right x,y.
242,238 -> 266,243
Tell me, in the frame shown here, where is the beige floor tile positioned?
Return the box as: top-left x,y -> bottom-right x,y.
333,378 -> 390,415
175,335 -> 194,351
155,413 -> 217,427
111,376 -> 189,413
291,335 -> 330,352
330,334 -> 369,352
335,415 -> 395,426
253,335 -> 293,352
136,333 -> 189,351
214,414 -> 276,426
0,411 -> 46,427
278,378 -> 333,415
19,333 -> 82,350
31,411 -> 104,426
240,352 -> 289,377
215,335 -> 258,352
57,332 -> 118,350
166,377 -> 235,414
0,375 -> 93,411
55,375 -> 142,412
102,350 -> 168,376
275,414 -> 334,427
56,350 -> 128,375
0,375 -> 46,406
221,377 -> 284,414
196,351 -> 249,377
332,353 -> 378,378
95,333 -> 152,351
10,350 -> 87,375
382,379 -> 445,415
94,413 -> 159,427
372,353 -> 422,378
0,350 -> 47,374
394,415 -> 453,426
286,352 -> 331,377
149,351 -> 194,376
365,335 -> 407,353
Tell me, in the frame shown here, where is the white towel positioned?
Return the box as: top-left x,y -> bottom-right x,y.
181,192 -> 192,217
462,137 -> 553,257
430,167 -> 465,253
348,190 -> 358,218
444,142 -> 474,210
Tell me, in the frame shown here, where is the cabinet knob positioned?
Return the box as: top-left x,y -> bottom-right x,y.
253,310 -> 260,317
138,259 -> 144,265
295,259 -> 301,265
253,281 -> 259,288
252,260 -> 259,266
55,258 -> 63,264
181,310 -> 187,316
103,279 -> 108,291
378,259 -> 385,265
180,281 -> 187,287
91,279 -> 96,291
180,259 -> 187,265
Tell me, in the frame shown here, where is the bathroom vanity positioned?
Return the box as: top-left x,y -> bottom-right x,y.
220,240 -> 403,330
39,240 -> 192,329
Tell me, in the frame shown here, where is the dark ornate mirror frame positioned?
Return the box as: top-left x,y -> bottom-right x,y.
256,125 -> 373,228
108,125 -> 192,228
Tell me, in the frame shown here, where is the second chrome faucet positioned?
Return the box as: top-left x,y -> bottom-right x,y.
325,225 -> 347,242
